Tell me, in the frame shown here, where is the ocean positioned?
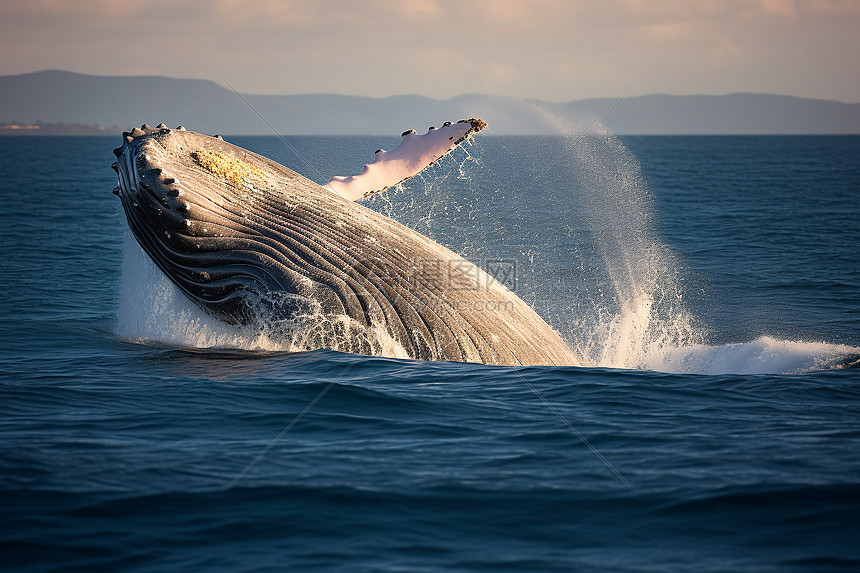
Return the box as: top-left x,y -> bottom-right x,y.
1,131 -> 858,572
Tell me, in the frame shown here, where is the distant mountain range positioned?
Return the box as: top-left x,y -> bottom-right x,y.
1,70 -> 858,135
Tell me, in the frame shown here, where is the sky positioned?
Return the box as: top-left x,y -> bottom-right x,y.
1,0 -> 858,103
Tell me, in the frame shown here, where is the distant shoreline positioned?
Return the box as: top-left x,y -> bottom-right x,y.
0,122 -> 123,136
3,71 -> 859,135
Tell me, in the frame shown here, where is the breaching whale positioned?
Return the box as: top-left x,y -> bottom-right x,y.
113,122 -> 581,367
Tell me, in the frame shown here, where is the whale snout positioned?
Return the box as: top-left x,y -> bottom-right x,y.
112,125 -> 287,323
112,124 -> 347,325
113,126 -> 189,237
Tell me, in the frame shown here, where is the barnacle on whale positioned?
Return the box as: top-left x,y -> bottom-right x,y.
192,150 -> 267,190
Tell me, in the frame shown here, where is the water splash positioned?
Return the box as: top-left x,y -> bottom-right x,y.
556,125 -> 702,369
363,141 -> 483,249
530,122 -> 858,374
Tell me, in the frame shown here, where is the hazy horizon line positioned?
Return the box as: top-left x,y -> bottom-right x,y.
6,69 -> 859,106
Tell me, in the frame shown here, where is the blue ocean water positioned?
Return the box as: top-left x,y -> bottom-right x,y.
1,132 -> 859,572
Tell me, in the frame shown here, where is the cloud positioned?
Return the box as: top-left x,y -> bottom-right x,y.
487,61 -> 516,83
643,23 -> 693,42
384,0 -> 442,20
0,0 -> 858,102
758,0 -> 799,19
805,0 -> 860,15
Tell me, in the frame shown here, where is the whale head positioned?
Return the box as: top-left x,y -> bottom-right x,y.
112,124 -> 337,323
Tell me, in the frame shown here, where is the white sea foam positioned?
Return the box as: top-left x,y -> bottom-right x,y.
644,337 -> 859,375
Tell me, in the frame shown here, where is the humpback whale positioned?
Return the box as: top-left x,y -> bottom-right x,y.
113,122 -> 581,367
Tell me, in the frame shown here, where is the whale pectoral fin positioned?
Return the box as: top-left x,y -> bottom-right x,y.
325,118 -> 487,201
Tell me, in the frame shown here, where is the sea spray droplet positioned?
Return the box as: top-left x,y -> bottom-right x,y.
505,123 -> 704,370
